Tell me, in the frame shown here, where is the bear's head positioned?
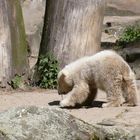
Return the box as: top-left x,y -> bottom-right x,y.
57,70 -> 73,95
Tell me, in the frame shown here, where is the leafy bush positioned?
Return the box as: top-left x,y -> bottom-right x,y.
119,25 -> 140,45
37,53 -> 59,89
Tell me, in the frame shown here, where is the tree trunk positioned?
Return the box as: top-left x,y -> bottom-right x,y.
40,0 -> 106,68
0,0 -> 28,87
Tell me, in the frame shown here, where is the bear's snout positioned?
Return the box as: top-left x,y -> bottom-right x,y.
58,91 -> 66,95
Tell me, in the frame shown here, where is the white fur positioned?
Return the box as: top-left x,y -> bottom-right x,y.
58,50 -> 139,107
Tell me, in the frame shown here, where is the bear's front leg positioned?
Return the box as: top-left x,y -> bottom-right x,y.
60,82 -> 90,108
60,95 -> 75,107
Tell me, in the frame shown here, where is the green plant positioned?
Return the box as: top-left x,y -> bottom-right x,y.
119,25 -> 140,45
113,45 -> 124,50
11,74 -> 22,89
37,53 -> 59,89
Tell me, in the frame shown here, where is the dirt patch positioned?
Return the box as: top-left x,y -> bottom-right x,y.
0,86 -> 139,126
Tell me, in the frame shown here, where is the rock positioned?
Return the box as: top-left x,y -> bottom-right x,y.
94,125 -> 136,140
137,80 -> 140,89
102,16 -> 140,44
0,106 -> 139,140
94,107 -> 140,140
102,0 -> 140,44
119,48 -> 140,62
107,0 -> 140,16
130,59 -> 140,80
20,0 -> 46,68
118,47 -> 140,79
0,106 -> 95,140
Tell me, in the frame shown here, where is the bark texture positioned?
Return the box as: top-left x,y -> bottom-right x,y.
40,0 -> 106,68
0,0 -> 28,87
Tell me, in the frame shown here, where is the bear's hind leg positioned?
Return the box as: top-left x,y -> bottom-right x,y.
122,75 -> 139,106
60,82 -> 90,107
102,78 -> 124,107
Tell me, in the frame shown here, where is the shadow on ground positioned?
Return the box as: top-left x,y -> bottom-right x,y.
48,100 -> 106,109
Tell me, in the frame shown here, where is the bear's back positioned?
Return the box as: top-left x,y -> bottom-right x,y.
89,50 -> 128,68
63,50 -> 130,79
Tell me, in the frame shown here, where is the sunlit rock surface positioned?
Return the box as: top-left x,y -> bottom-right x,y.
0,106 -> 139,140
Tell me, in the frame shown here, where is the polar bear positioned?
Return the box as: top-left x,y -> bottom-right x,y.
57,50 -> 139,108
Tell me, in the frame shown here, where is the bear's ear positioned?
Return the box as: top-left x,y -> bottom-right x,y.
61,69 -> 69,76
58,71 -> 66,82
60,73 -> 65,80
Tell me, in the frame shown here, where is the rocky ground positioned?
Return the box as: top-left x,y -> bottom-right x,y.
0,81 -> 140,126
0,82 -> 140,139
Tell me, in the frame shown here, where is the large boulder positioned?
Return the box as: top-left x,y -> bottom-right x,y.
0,106 -> 138,140
0,106 -> 95,140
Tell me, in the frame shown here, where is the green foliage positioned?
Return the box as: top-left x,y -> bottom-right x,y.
113,45 -> 124,50
119,25 -> 140,45
92,134 -> 100,140
37,53 -> 59,89
11,75 -> 22,89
